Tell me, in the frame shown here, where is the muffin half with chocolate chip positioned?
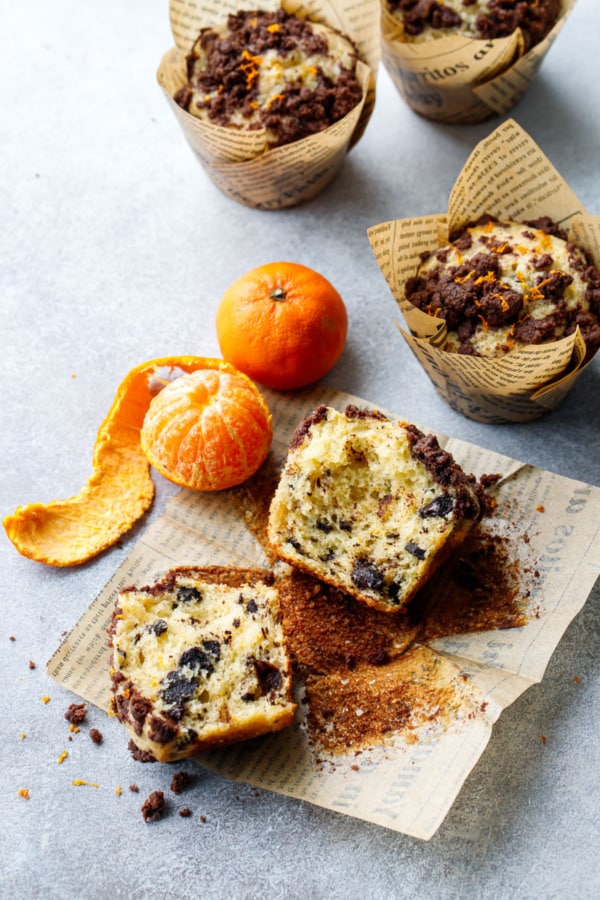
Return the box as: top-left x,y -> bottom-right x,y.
174,8 -> 363,148
110,566 -> 295,762
268,405 -> 488,614
406,215 -> 600,359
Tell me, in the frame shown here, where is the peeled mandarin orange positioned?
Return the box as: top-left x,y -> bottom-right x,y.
140,365 -> 273,491
3,355 -> 221,567
215,261 -> 348,390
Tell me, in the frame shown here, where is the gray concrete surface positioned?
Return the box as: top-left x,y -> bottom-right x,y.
2,1 -> 599,897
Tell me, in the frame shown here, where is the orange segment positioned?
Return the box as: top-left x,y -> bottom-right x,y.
140,369 -> 273,491
3,357 -> 239,567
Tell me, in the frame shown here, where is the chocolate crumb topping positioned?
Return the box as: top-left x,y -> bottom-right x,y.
141,790 -> 166,823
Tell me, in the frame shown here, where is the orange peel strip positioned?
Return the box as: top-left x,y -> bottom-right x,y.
3,356 -> 234,567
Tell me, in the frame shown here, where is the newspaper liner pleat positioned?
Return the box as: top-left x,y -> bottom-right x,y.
157,0 -> 380,209
380,0 -> 576,124
368,118 -> 600,423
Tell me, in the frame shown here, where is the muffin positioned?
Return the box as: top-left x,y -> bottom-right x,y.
268,405 -> 487,614
110,566 -> 296,763
174,9 -> 363,148
385,0 -> 561,49
405,215 -> 600,360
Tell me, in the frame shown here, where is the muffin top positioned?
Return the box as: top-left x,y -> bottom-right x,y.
405,215 -> 600,359
385,0 -> 561,49
174,9 -> 363,147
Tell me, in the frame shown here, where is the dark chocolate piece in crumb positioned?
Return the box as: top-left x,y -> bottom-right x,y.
141,790 -> 166,823
170,771 -> 191,794
64,703 -> 87,725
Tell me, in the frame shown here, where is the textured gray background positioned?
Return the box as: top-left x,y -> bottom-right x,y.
2,1 -> 599,897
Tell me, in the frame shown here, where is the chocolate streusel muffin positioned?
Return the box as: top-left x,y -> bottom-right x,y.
406,215 -> 600,359
174,9 -> 363,147
386,0 -> 561,49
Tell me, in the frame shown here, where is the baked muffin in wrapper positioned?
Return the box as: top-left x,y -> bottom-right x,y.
158,0 -> 380,209
368,119 -> 600,423
380,0 -> 575,124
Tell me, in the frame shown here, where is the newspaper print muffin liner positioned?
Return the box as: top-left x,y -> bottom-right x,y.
380,0 -> 576,124
157,0 -> 380,209
368,119 -> 600,423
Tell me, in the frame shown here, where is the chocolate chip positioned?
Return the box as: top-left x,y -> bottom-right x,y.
253,659 -> 283,695
405,542 -> 426,560
351,559 -> 385,592
419,495 -> 454,518
160,671 -> 198,705
150,619 -> 168,636
177,586 -> 203,604
246,598 -> 258,615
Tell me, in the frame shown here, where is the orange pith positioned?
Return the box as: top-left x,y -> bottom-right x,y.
215,261 -> 348,390
141,368 -> 273,491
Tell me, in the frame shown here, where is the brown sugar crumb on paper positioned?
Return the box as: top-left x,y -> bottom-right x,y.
305,646 -> 477,754
278,570 -> 422,677
418,524 -> 536,643
179,808 -> 192,818
28,660 -> 36,669
141,790 -> 166,823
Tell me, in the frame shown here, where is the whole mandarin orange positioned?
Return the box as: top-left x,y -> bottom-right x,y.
140,362 -> 272,491
215,262 -> 348,390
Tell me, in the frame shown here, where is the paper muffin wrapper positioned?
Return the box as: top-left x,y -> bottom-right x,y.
380,0 -> 576,125
158,0 -> 380,209
368,119 -> 600,424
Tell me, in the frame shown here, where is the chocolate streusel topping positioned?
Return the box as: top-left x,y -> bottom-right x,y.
174,10 -> 362,147
387,0 -> 560,49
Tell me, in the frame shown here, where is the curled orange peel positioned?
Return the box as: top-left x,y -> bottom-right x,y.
3,356 -> 234,567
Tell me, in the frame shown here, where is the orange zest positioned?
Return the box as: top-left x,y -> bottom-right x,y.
141,366 -> 272,492
3,356 -> 235,567
215,262 -> 348,391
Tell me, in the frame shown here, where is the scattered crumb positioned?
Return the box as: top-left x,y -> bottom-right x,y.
129,784 -> 139,793
68,724 -> 80,734
574,676 -> 580,684
541,735 -> 547,745
64,703 -> 87,724
72,780 -> 99,787
199,815 -> 207,823
179,808 -> 192,818
170,771 -> 191,794
89,728 -> 103,745
71,374 -> 77,379
57,750 -> 69,764
350,764 -> 360,771
29,661 -> 36,669
115,785 -> 122,796
141,791 -> 165,823
42,696 -> 51,704
18,788 -> 30,799
536,505 -> 545,513
9,635 -> 16,642
20,733 -> 26,741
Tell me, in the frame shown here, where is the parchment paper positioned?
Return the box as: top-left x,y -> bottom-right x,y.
380,0 -> 576,124
157,0 -> 380,208
368,118 -> 600,423
47,384 -> 600,840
